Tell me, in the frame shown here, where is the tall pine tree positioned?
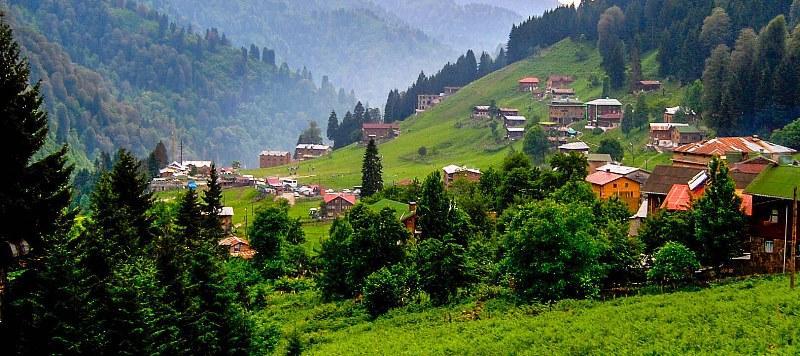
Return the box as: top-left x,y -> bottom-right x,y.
361,139 -> 383,197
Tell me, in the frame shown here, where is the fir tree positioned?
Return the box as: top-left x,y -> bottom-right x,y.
361,139 -> 383,197
326,111 -> 339,141
201,163 -> 224,241
418,171 -> 451,240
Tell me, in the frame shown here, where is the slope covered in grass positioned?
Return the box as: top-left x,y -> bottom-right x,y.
298,276 -> 800,354
246,39 -> 681,188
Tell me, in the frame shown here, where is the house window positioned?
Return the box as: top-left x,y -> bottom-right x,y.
769,209 -> 779,223
613,183 -> 618,188
765,240 -> 774,254
624,183 -> 629,188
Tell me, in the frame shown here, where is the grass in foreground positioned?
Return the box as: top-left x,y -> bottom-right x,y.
254,276 -> 800,355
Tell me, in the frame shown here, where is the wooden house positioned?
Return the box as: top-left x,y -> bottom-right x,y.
586,98 -> 623,129
218,236 -> 256,259
585,171 -> 642,212
323,193 -> 357,218
506,127 -> 525,141
548,99 -> 585,126
472,105 -> 491,119
499,108 -> 520,117
547,75 -> 575,89
259,151 -> 291,168
295,144 -> 332,160
362,123 -> 400,144
518,77 -> 540,92
416,94 -> 442,113
743,165 -> 800,274
672,137 -> 796,169
443,87 -> 461,96
558,141 -> 590,154
550,88 -> 576,99
442,165 -> 482,187
634,80 -> 662,92
503,115 -> 527,128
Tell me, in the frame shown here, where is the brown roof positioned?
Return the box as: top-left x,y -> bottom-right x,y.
642,165 -> 705,195
519,77 -> 540,84
674,137 -> 795,156
639,80 -> 662,85
362,123 -> 400,129
586,171 -> 624,186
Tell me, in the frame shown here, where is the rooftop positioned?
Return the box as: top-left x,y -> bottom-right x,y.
443,165 -> 481,175
744,165 -> 800,200
550,98 -> 584,105
260,150 -> 290,156
559,141 -> 590,151
586,98 -> 622,106
639,80 -> 662,85
587,153 -> 613,162
586,171 -> 624,186
363,122 -> 400,129
519,77 -> 540,83
296,144 -> 331,150
324,193 -> 357,205
596,164 -> 641,176
641,165 -> 706,195
219,207 -> 234,216
675,125 -> 702,134
650,123 -> 688,130
674,137 -> 795,156
504,115 -> 527,121
506,127 -> 525,132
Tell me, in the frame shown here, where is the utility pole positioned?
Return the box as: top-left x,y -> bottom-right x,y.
791,187 -> 797,289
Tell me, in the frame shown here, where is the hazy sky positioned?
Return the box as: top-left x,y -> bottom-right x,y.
559,0 -> 580,5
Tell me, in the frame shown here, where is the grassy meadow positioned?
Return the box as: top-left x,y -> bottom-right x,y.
243,39 -> 682,189
252,276 -> 800,355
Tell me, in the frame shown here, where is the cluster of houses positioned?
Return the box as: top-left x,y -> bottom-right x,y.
258,144 -> 333,169
472,106 -> 527,140
416,86 -> 461,114
580,135 -> 799,274
647,106 -> 704,150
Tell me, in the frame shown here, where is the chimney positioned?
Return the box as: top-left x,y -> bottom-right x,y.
409,202 -> 417,213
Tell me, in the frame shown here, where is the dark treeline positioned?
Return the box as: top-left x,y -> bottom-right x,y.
5,0 -> 355,167
383,49 -> 506,122
507,0 -> 791,83
327,101 -> 382,148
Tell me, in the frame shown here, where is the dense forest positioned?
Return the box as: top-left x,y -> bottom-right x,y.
3,0 -> 355,167
141,0 -> 462,104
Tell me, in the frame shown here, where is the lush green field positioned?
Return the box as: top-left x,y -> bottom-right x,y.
254,276 -> 800,355
242,39 -> 685,188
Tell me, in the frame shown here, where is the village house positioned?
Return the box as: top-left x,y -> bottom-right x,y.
540,121 -> 572,146
547,75 -> 575,89
649,123 -> 684,147
548,99 -> 585,126
550,88 -> 576,99
596,164 -> 651,185
586,98 -> 623,129
218,236 -> 256,259
743,165 -> 800,274
259,150 -> 291,168
442,165 -> 482,187
503,115 -> 527,128
585,170 -> 642,211
499,108 -> 520,117
588,153 -> 614,172
362,122 -> 400,144
472,105 -> 490,119
672,136 -> 796,169
634,80 -> 662,92
640,165 -> 706,214
322,193 -> 357,218
518,77 -> 540,92
416,94 -> 443,113
219,207 -> 234,235
671,125 -> 704,146
443,87 -> 461,96
506,127 -> 525,141
663,106 -> 697,123
558,141 -> 590,154
295,144 -> 332,160
159,161 -> 213,178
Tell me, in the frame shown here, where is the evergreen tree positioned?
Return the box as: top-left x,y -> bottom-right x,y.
792,0 -> 800,28
522,125 -> 550,164
597,6 -> 626,89
702,44 -> 731,132
597,138 -> 624,162
693,157 -> 746,270
201,163 -> 224,241
418,171 -> 451,240
700,7 -> 732,49
621,104 -> 635,133
361,139 -> 383,197
628,39 -> 643,92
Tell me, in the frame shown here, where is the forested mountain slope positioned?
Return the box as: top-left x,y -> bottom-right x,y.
453,0 -> 560,17
142,0 -> 457,103
3,0 -> 355,167
369,0 -> 522,56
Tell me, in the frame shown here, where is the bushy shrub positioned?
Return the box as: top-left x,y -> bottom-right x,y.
647,242 -> 700,286
362,265 -> 409,317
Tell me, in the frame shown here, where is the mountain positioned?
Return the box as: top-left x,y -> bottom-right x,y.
248,38 -> 681,188
3,0 -> 355,167
369,0 -> 523,56
141,0 -> 457,104
452,0 -> 561,17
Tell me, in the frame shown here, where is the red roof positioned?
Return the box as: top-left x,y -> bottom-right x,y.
267,177 -> 281,187
324,193 -> 357,205
674,137 -> 795,156
661,184 -> 695,211
586,171 -> 624,186
219,236 -> 249,247
519,77 -> 540,84
362,123 -> 400,129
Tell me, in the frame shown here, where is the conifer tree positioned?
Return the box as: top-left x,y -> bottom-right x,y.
326,111 -> 339,141
361,139 -> 383,197
418,171 -> 451,240
201,163 -> 224,241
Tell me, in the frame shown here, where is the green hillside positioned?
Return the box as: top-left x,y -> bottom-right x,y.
254,276 -> 800,354
245,39 -> 682,188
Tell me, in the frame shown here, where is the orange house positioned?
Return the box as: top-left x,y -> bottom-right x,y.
585,171 -> 641,212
